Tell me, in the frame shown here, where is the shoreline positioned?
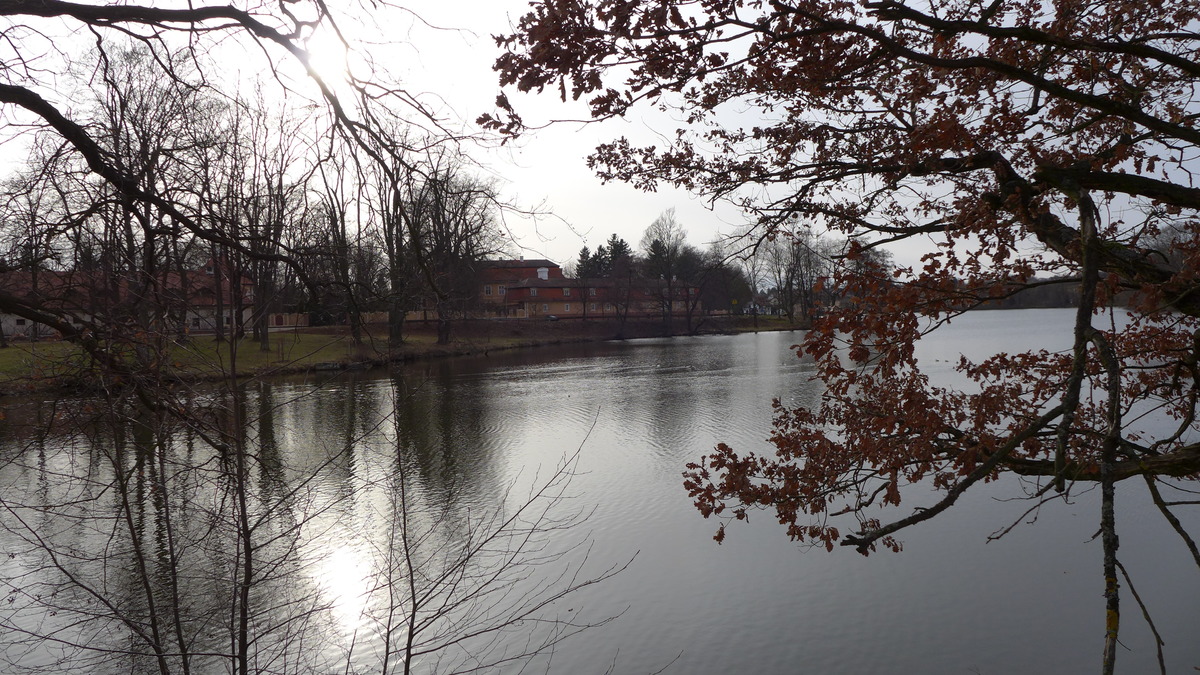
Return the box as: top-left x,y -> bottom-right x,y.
0,315 -> 807,398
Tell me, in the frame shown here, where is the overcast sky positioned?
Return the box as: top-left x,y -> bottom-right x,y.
384,0 -> 749,267
0,2 -> 922,271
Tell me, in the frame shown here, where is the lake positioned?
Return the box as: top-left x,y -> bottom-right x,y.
0,308 -> 1197,674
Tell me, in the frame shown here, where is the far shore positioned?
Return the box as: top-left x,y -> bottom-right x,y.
0,315 -> 806,398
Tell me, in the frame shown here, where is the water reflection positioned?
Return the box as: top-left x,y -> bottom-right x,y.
0,375 -> 566,673
0,315 -> 1197,674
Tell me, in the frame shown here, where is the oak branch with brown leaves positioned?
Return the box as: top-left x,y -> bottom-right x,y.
489,0 -> 1200,671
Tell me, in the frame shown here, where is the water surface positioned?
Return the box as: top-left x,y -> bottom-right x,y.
1,308 -> 1197,674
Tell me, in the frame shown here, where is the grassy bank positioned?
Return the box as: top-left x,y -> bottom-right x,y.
0,315 -> 804,396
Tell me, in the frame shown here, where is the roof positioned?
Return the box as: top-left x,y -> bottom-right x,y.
508,278 -> 596,288
0,265 -> 253,312
506,277 -> 698,290
481,259 -> 560,269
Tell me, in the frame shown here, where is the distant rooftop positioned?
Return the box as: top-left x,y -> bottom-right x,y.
508,278 -> 595,288
481,259 -> 559,269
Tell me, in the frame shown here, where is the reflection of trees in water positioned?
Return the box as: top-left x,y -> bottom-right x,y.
388,369 -> 504,509
0,394 -> 325,673
0,375 -> 613,674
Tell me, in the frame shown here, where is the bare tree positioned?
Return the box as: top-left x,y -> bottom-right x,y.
762,227 -> 836,323
727,229 -> 769,325
640,208 -> 688,333
235,95 -> 311,351
405,152 -> 505,345
365,141 -> 422,348
315,140 -> 368,346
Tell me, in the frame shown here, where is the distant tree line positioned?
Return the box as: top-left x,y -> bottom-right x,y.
979,278 -> 1081,309
572,212 -> 889,327
572,213 -> 1083,327
567,209 -> 754,333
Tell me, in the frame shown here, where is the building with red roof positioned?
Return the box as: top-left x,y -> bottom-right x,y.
0,260 -> 254,341
477,259 -> 698,320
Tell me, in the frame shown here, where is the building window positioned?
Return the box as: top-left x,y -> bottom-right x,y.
225,317 -> 232,325
484,285 -> 492,296
530,287 -> 538,297
589,287 -> 596,296
542,304 -> 549,312
605,303 -> 612,311
563,287 -> 571,297
589,303 -> 597,311
564,303 -> 571,312
499,285 -> 506,296
15,319 -> 25,326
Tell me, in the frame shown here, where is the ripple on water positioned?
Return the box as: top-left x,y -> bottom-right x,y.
3,318 -> 1197,675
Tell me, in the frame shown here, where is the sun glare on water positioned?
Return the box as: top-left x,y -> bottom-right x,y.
320,545 -> 372,633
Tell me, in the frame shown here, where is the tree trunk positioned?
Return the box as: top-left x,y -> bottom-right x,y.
389,299 -> 405,348
436,302 -> 452,345
388,264 -> 406,348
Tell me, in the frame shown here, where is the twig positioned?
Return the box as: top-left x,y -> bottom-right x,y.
1115,559 -> 1166,675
